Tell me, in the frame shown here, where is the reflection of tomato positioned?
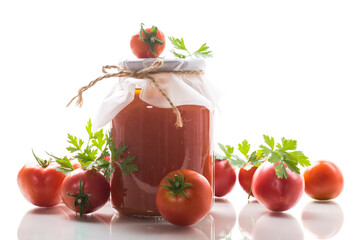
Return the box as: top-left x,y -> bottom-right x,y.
303,160 -> 344,200
210,198 -> 236,239
252,162 -> 304,211
238,165 -> 258,197
156,169 -> 213,226
110,214 -> 209,240
61,168 -> 110,216
17,162 -> 65,207
214,159 -> 236,197
253,212 -> 304,240
238,200 -> 267,238
17,206 -> 71,240
301,201 -> 344,239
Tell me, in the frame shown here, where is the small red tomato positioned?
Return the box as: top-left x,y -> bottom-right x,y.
252,161 -> 304,211
130,23 -> 166,58
238,165 -> 258,197
215,158 -> 236,197
70,158 -> 81,169
61,168 -> 110,216
17,151 -> 66,207
304,160 -> 344,200
155,169 -> 213,226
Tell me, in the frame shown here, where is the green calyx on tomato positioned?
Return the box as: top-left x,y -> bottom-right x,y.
32,149 -> 52,168
67,178 -> 91,217
160,171 -> 193,198
139,23 -> 164,58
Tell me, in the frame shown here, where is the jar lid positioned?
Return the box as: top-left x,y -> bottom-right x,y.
119,58 -> 206,72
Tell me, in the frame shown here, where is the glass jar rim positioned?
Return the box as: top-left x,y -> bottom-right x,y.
119,58 -> 206,72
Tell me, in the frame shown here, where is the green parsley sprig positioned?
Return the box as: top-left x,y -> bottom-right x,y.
259,135 -> 310,178
217,139 -> 263,170
52,119 -> 137,181
168,36 -> 213,59
218,135 -> 310,179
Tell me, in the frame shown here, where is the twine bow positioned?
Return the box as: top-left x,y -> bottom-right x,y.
67,59 -> 203,128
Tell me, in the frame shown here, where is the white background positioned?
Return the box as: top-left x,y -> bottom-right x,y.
1,0 -> 359,239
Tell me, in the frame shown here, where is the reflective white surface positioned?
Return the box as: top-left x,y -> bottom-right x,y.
1,1 -> 359,239
12,180 -> 356,240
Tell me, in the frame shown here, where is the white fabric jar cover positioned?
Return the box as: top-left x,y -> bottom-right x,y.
94,58 -> 218,129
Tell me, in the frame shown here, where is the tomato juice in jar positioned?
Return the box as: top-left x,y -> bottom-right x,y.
108,59 -> 215,218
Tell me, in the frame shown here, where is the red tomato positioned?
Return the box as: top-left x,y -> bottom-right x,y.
238,165 -> 258,197
303,160 -> 344,200
214,159 -> 236,197
155,169 -> 213,226
17,162 -> 65,207
61,168 -> 110,216
130,24 -> 166,58
70,158 -> 81,169
251,161 -> 304,211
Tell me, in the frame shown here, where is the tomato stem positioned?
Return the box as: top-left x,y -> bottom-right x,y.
160,171 -> 193,198
247,186 -> 252,200
139,23 -> 164,58
67,178 -> 91,217
32,149 -> 52,168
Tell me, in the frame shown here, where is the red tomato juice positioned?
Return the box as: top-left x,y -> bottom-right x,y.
110,89 -> 214,218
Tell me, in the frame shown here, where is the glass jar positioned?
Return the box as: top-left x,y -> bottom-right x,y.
103,59 -> 215,218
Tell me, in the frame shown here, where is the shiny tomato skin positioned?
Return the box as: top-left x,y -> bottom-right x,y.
252,162 -> 304,211
130,28 -> 166,58
156,169 -> 213,226
17,162 -> 66,207
215,159 -> 236,197
304,160 -> 344,200
61,168 -> 110,214
238,165 -> 258,197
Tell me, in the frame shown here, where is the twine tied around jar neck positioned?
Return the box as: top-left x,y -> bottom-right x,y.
66,59 -> 204,128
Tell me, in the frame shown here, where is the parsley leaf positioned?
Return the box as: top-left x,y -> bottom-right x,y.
248,151 -> 262,167
263,135 -> 275,150
107,129 -> 138,176
274,162 -> 288,179
169,50 -> 187,59
219,136 -> 310,179
53,155 -> 74,175
228,154 -> 246,169
218,142 -> 246,169
86,119 -> 93,139
193,43 -> 213,58
66,134 -> 84,153
215,153 -> 228,160
168,37 -> 189,53
278,137 -> 297,151
116,155 -> 138,174
168,36 -> 213,59
238,140 -> 251,158
218,143 -> 234,159
52,119 -> 138,180
92,129 -> 107,151
260,136 -> 310,178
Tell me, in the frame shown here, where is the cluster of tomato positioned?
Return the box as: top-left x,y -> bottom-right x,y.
215,158 -> 344,211
17,154 -> 111,217
17,152 -> 213,226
